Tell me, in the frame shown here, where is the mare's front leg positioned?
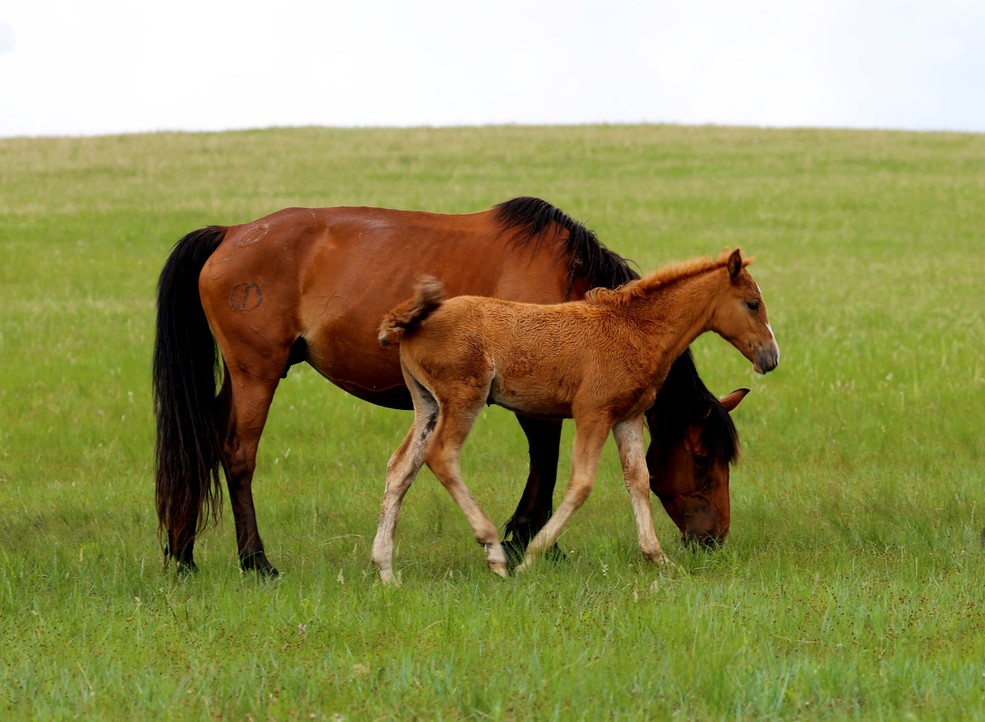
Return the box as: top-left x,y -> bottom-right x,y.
515,416 -> 611,573
371,379 -> 437,584
217,370 -> 280,576
613,416 -> 670,564
502,415 -> 563,566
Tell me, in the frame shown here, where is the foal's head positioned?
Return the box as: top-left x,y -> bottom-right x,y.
711,249 -> 780,375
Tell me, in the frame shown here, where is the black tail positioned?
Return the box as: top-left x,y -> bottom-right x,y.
153,226 -> 226,564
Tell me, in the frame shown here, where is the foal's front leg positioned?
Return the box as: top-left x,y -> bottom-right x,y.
612,416 -> 670,564
515,417 -> 611,573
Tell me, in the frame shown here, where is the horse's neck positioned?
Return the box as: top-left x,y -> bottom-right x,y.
634,269 -> 726,361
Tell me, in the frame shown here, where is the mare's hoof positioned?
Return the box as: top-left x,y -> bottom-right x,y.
544,543 -> 568,564
501,539 -> 526,570
175,559 -> 199,576
240,552 -> 279,578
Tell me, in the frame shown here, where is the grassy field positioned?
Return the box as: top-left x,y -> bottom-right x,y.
1,124 -> 983,720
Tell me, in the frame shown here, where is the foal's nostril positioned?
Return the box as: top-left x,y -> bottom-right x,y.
755,346 -> 779,374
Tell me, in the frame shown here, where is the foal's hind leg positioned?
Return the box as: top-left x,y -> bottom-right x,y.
216,368 -> 281,576
372,378 -> 437,585
612,416 -> 670,565
425,391 -> 508,578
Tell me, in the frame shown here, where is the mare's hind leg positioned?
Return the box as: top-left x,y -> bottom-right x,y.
502,415 -> 563,567
425,391 -> 507,578
612,416 -> 670,564
216,368 -> 281,576
372,377 -> 437,585
516,416 -> 611,573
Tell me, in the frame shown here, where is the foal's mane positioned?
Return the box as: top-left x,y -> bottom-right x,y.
584,252 -> 731,306
494,197 -> 638,292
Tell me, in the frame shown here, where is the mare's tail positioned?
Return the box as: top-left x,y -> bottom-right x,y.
152,226 -> 227,564
378,276 -> 445,347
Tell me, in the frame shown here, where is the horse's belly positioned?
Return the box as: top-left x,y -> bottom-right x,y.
488,380 -> 573,419
303,331 -> 413,408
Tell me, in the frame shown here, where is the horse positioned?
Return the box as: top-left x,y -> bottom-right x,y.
373,249 -> 778,581
153,198 -> 749,576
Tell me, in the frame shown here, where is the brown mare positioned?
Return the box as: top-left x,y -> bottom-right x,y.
153,198 -> 749,576
374,250 -> 778,581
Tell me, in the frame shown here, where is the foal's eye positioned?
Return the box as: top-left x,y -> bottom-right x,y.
693,454 -> 711,468
746,300 -> 760,312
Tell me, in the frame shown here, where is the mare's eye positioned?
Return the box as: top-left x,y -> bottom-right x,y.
746,300 -> 760,312
693,454 -> 711,468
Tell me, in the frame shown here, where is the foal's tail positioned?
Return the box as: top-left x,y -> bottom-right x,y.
152,226 -> 227,564
378,276 -> 446,347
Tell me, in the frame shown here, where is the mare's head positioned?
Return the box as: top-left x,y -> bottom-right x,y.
712,249 -> 780,375
645,351 -> 747,548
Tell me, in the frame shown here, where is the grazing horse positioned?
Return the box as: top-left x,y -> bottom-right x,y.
153,198 -> 748,575
374,249 -> 778,581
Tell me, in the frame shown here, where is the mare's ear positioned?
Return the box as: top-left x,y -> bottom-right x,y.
688,399 -> 714,424
719,388 -> 750,413
727,249 -> 744,282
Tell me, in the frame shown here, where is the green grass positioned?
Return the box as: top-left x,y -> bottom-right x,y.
1,125 -> 984,720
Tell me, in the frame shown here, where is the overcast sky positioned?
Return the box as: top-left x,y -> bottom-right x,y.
1,0 -> 983,138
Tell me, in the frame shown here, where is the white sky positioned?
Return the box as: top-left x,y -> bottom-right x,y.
1,0 -> 983,138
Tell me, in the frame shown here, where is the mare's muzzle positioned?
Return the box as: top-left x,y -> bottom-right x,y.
683,530 -> 726,550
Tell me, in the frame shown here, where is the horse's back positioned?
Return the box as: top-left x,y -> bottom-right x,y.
401,297 -> 589,418
402,294 -> 662,422
197,205 -> 574,407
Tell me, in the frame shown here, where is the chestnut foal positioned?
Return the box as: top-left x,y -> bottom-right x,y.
373,249 -> 778,582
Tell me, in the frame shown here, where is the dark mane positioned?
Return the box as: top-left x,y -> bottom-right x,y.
494,197 -> 639,291
650,349 -> 740,465
495,198 -> 738,466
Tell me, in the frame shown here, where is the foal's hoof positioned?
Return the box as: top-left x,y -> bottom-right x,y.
513,556 -> 536,575
484,542 -> 508,579
650,551 -> 676,569
378,568 -> 400,586
502,540 -> 567,569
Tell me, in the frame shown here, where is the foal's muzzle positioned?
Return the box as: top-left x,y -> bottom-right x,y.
753,343 -> 780,374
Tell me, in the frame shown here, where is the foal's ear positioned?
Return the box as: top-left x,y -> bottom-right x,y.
727,249 -> 744,281
718,388 -> 750,413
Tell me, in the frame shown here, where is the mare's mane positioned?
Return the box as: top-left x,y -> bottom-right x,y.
494,198 -> 739,467
494,197 -> 638,292
652,349 -> 741,465
584,253 -> 731,306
